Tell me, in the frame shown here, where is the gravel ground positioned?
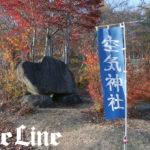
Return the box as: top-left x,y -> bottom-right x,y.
14,99 -> 150,150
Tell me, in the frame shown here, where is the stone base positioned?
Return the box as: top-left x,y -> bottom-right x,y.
53,93 -> 83,106
21,95 -> 53,108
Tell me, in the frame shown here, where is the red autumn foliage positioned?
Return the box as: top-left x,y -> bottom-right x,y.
127,55 -> 150,107
80,41 -> 103,108
81,41 -> 150,110
0,0 -> 101,41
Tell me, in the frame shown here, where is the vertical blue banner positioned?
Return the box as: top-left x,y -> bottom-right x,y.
97,26 -> 125,120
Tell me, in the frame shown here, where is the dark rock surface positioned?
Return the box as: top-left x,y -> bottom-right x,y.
21,95 -> 53,108
135,103 -> 150,112
53,93 -> 83,106
17,56 -> 76,95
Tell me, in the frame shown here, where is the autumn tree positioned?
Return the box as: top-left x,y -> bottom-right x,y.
0,0 -> 57,61
0,0 -> 102,65
60,0 -> 101,65
135,6 -> 150,58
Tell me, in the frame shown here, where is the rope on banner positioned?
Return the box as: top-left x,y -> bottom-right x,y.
95,20 -> 144,29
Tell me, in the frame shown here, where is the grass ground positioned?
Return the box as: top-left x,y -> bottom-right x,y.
0,93 -> 150,150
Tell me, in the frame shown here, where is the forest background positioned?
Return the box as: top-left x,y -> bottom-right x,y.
0,0 -> 149,113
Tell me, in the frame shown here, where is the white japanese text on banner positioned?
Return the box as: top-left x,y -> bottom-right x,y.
97,26 -> 125,120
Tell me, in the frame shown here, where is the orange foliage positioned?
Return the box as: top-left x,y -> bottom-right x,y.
81,41 -> 150,110
0,25 -> 29,101
0,66 -> 26,101
80,41 -> 103,109
127,55 -> 150,106
0,27 -> 31,66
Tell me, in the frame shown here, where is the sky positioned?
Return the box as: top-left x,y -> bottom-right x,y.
105,0 -> 150,10
129,0 -> 149,7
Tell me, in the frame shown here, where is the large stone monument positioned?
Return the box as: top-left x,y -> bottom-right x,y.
17,56 -> 82,108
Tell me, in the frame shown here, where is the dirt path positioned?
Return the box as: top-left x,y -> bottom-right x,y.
15,99 -> 150,150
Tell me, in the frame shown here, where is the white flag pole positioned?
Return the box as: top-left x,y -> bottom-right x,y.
122,22 -> 128,150
95,20 -> 148,150
96,21 -> 136,150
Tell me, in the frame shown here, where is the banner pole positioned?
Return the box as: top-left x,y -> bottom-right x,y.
122,22 -> 127,150
96,20 -> 144,29
96,22 -> 128,149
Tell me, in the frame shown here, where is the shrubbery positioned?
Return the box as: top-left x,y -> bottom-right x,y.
80,42 -> 150,111
80,41 -> 103,111
127,56 -> 150,107
0,61 -> 26,103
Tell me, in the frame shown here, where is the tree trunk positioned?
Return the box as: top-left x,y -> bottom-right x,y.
63,30 -> 70,66
31,25 -> 36,62
45,28 -> 53,57
63,11 -> 71,66
21,51 -> 24,62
